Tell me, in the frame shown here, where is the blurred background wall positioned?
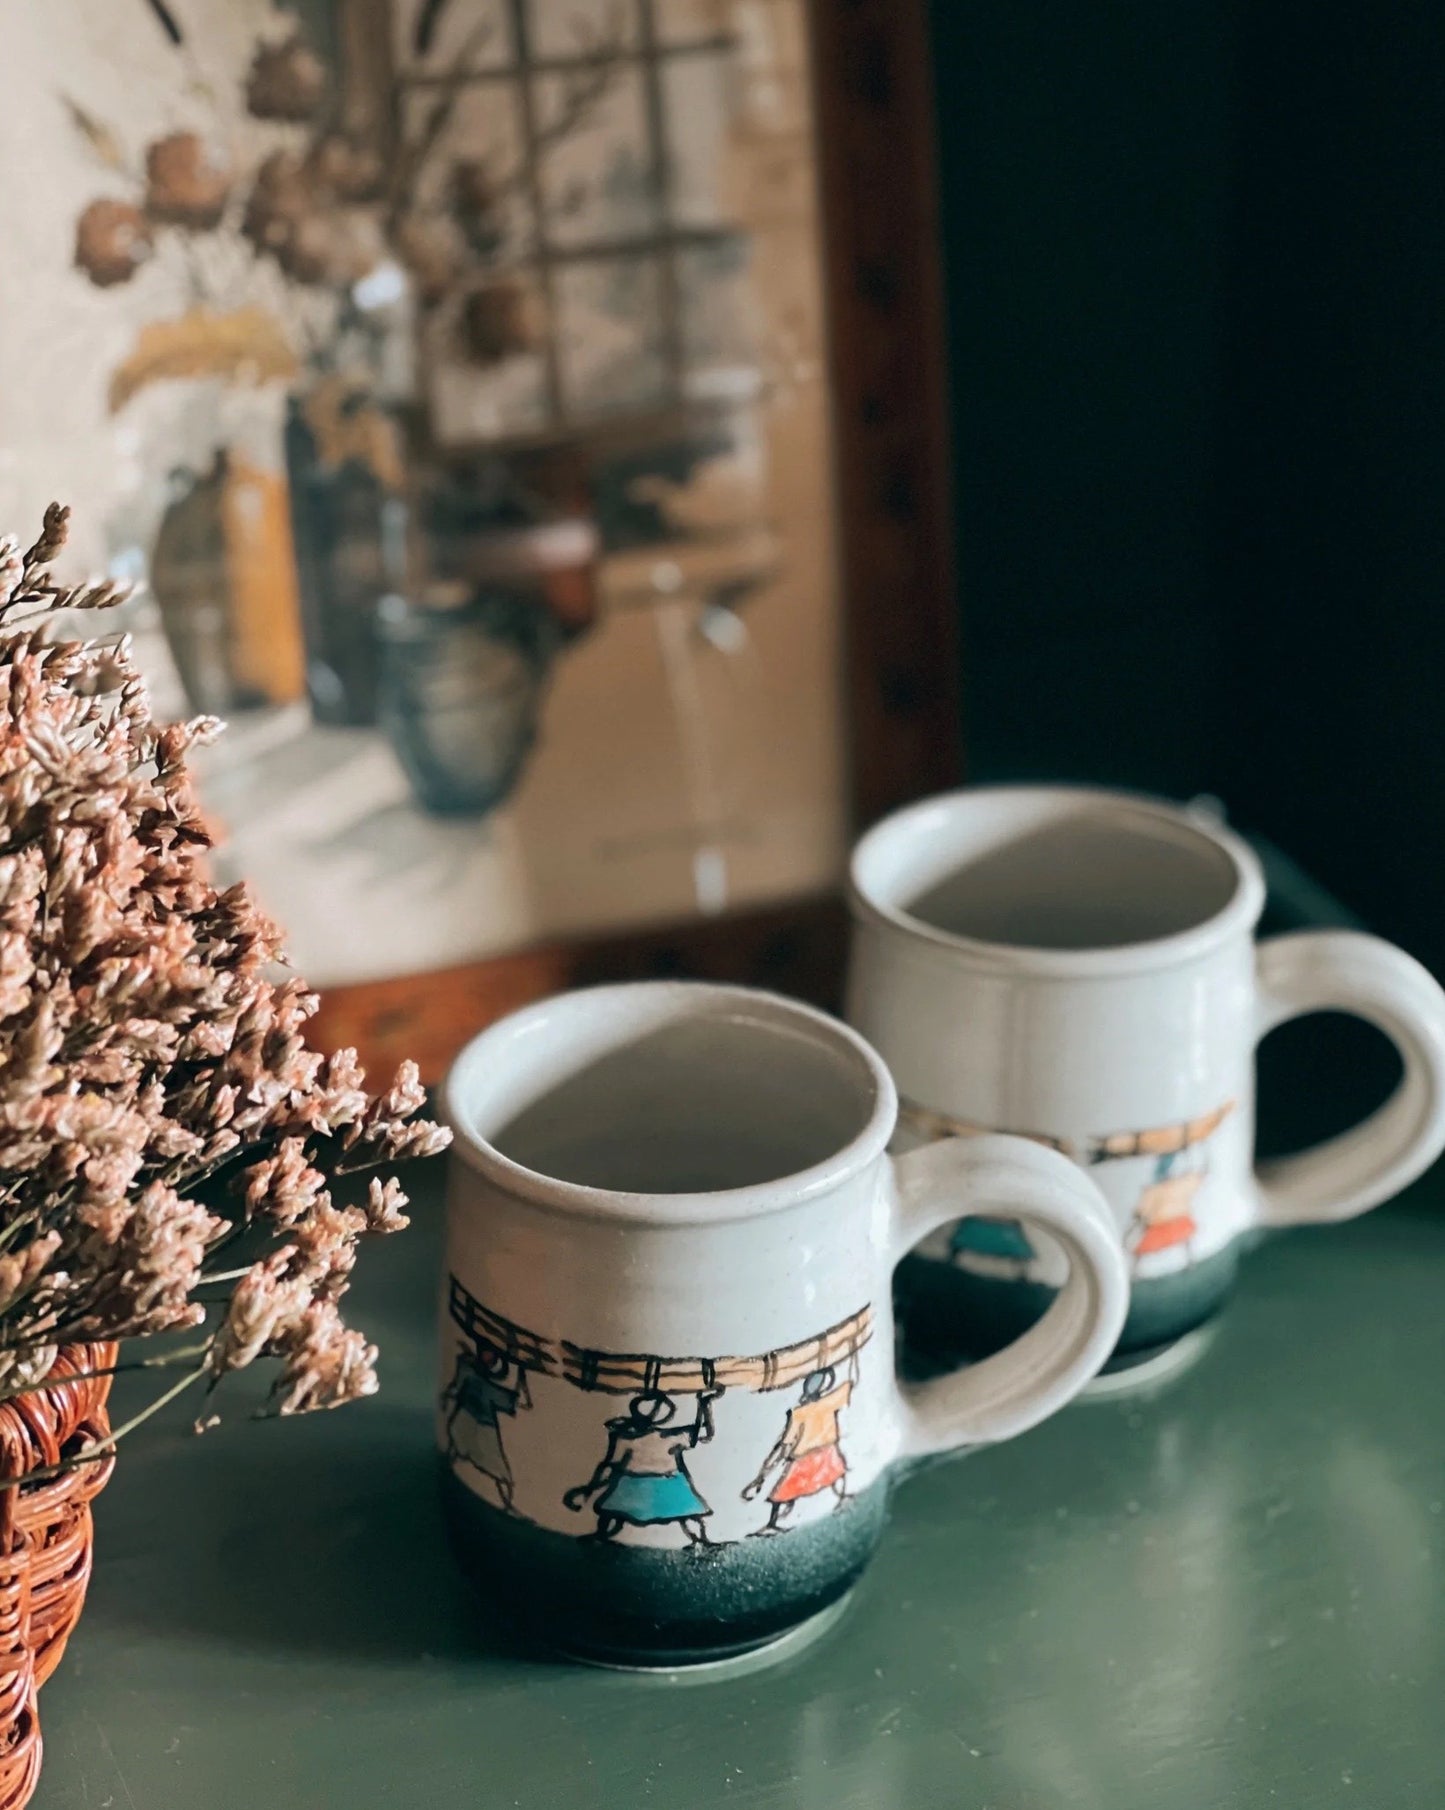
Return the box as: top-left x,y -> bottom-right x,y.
928,0 -> 1445,981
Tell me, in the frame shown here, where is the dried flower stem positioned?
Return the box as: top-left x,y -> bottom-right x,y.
10,1362 -> 210,1490
0,1338 -> 214,1398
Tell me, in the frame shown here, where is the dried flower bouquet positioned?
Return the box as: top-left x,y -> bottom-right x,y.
0,502 -> 449,1468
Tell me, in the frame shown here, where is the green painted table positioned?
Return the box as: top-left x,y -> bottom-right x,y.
36,1162 -> 1445,1809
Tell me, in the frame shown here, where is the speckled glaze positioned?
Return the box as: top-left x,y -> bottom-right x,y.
848,787 -> 1445,1365
442,1474 -> 893,1665
440,982 -> 1128,1665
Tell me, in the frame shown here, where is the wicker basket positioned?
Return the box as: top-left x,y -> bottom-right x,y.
0,1345 -> 116,1810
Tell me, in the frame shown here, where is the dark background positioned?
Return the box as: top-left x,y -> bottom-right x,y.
928,0 -> 1445,980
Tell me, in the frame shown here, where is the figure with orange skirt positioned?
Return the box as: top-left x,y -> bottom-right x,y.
1098,1101 -> 1234,1273
743,1365 -> 855,1534
1125,1150 -> 1204,1268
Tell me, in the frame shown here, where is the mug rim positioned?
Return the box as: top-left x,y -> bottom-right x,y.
442,980 -> 898,1223
848,784 -> 1267,976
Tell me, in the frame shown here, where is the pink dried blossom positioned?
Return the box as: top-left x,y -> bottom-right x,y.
0,505 -> 450,1431
363,1176 -> 409,1234
270,1301 -> 378,1416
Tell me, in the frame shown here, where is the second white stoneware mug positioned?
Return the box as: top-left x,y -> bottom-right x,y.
440,981 -> 1127,1665
846,786 -> 1445,1367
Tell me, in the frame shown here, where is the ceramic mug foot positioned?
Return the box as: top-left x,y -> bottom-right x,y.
443,1468 -> 887,1668
1081,1318 -> 1221,1399
560,1590 -> 857,1675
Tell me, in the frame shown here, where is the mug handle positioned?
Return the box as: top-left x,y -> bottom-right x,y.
1253,931 -> 1445,1228
890,1134 -> 1129,1462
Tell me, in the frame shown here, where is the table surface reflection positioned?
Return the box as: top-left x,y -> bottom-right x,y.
37,1160 -> 1445,1810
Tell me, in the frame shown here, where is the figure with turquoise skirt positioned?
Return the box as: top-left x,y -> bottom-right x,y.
949,1215 -> 1036,1279
564,1389 -> 722,1547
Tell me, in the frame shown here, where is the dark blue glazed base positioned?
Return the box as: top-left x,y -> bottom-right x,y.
442,1467 -> 890,1666
897,1242 -> 1241,1374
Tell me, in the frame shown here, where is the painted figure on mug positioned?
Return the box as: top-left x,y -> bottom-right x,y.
1125,1151 -> 1203,1269
743,1362 -> 856,1534
442,1340 -> 532,1514
948,1214 -> 1036,1280
564,1388 -> 722,1546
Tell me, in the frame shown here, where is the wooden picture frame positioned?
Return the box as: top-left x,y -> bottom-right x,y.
313,0 -> 958,1079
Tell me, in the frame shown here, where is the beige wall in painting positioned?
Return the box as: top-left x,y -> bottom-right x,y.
0,0 -> 291,569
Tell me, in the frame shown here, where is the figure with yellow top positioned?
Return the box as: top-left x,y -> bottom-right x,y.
743,1364 -> 855,1535
1097,1103 -> 1235,1274
1125,1150 -> 1204,1266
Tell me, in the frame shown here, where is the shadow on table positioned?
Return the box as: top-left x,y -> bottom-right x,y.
94,1404 -> 548,1669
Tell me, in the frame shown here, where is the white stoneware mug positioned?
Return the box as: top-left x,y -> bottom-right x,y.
440,981 -> 1127,1666
847,786 -> 1445,1370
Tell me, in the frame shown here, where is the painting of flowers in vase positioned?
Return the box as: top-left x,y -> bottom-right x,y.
0,0 -> 847,995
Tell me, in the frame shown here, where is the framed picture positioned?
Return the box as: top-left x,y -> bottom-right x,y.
0,0 -> 956,1079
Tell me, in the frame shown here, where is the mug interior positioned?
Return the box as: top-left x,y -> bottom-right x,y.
451,987 -> 882,1196
857,791 -> 1246,953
